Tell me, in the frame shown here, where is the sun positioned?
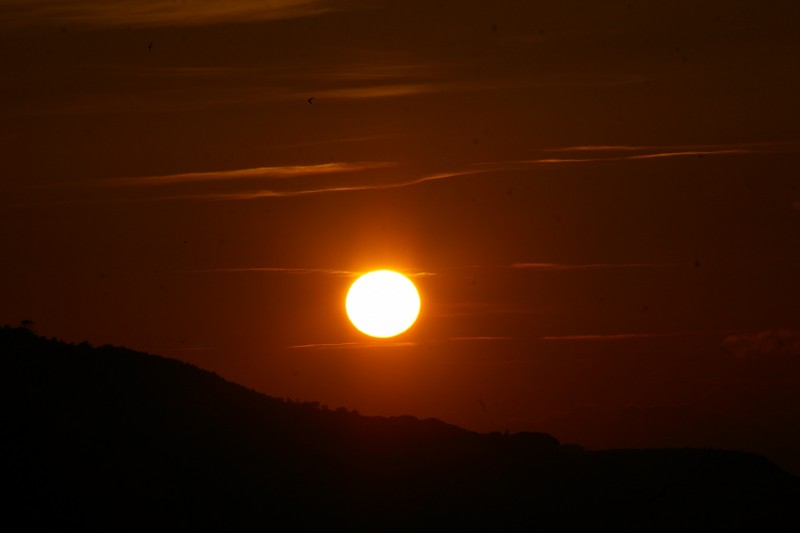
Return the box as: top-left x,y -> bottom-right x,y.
346,270 -> 421,338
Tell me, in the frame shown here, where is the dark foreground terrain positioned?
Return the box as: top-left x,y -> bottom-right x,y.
2,326 -> 798,531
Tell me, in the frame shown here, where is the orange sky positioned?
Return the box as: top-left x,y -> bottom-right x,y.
2,0 -> 800,472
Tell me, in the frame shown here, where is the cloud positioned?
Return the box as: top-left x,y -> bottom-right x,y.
156,168 -> 486,201
104,162 -> 396,187
284,341 -> 416,350
16,58 -> 647,118
189,262 -> 668,285
312,84 -> 438,100
285,335 -> 515,350
539,333 -> 668,341
447,336 -> 514,342
723,330 -> 800,359
191,266 -> 436,278
520,140 -> 800,164
544,140 -> 800,154
511,262 -> 668,271
523,149 -> 753,165
1,0 -> 335,28
305,75 -> 646,102
192,267 -> 357,276
68,137 -> 800,204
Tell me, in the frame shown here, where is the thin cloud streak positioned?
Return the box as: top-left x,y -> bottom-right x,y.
306,76 -> 646,101
511,262 -> 669,271
525,149 -> 754,165
105,162 -> 396,187
540,333 -> 668,341
286,337 -> 514,350
191,267 -> 436,277
544,140 -> 800,153
285,341 -> 417,350
314,84 -> 437,100
1,0 -> 335,28
75,137 -> 799,203
447,336 -> 514,342
195,262 -> 670,280
19,69 -> 648,117
539,330 -> 722,341
479,140 -> 800,167
157,169 -> 486,201
192,267 -> 357,276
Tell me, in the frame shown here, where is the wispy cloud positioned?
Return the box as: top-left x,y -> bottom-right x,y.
544,140 -> 800,153
523,149 -> 753,165
104,162 -> 396,187
71,137 -> 800,204
192,267 -> 357,276
540,333 -> 668,341
539,330 -> 720,341
1,0 -> 335,28
447,336 -> 514,342
521,140 -> 800,164
285,336 -> 514,350
313,84 -> 438,100
191,266 -> 436,278
511,262 -> 669,271
192,262 -> 669,281
285,341 -> 416,350
157,168 -> 486,201
306,75 -> 646,101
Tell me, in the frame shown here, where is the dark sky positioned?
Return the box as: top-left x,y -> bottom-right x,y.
2,0 -> 800,472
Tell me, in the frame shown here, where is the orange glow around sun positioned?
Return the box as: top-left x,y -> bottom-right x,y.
346,270 -> 421,338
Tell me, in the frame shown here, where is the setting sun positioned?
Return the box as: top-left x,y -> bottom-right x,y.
346,270 -> 420,338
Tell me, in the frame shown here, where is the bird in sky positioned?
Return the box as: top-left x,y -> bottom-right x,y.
307,97 -> 314,104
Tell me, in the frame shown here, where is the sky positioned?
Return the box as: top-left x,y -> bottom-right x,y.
2,0 -> 800,472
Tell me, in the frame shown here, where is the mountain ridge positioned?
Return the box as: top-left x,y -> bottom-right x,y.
2,325 -> 798,530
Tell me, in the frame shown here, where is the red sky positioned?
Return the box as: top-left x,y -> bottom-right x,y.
2,0 -> 800,472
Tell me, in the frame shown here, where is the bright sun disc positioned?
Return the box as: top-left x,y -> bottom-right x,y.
346,270 -> 420,338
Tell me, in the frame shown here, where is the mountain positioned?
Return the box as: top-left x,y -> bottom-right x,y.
2,325 -> 798,531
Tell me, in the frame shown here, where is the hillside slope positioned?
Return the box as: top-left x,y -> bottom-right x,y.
2,326 -> 798,530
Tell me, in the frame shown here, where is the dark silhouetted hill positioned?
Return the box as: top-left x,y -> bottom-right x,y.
2,326 -> 799,531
